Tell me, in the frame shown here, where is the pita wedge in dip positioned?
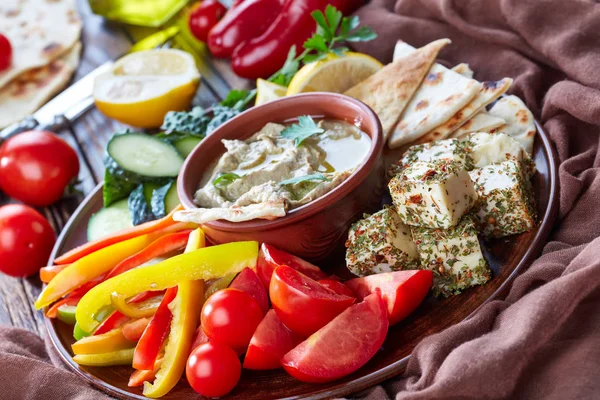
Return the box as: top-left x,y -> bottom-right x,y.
344,38 -> 451,140
487,95 -> 537,154
0,42 -> 81,129
387,41 -> 481,149
450,111 -> 506,139
0,0 -> 81,89
174,119 -> 371,224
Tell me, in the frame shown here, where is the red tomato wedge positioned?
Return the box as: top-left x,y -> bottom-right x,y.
269,266 -> 355,337
345,270 -> 433,326
318,279 -> 356,298
257,243 -> 329,289
191,325 -> 210,351
243,309 -> 302,370
282,292 -> 388,383
229,268 -> 269,314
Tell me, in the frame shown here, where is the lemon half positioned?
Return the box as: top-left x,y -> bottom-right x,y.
255,79 -> 287,106
286,52 -> 383,95
94,49 -> 200,128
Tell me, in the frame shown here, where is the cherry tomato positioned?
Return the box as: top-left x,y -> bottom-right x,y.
269,266 -> 355,337
0,130 -> 79,207
244,309 -> 302,370
186,342 -> 241,397
201,288 -> 263,352
229,267 -> 269,314
189,0 -> 227,43
0,33 -> 12,72
346,270 -> 433,325
282,292 -> 388,383
318,279 -> 356,298
257,243 -> 329,289
0,204 -> 56,277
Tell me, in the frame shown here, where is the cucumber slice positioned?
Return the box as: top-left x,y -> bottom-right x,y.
107,133 -> 184,179
174,136 -> 203,157
57,305 -> 77,325
129,184 -> 155,226
150,181 -> 180,218
143,182 -> 161,203
87,199 -> 133,241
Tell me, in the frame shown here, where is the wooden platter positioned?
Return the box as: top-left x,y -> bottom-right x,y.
45,120 -> 558,399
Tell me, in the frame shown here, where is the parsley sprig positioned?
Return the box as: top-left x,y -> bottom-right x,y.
281,116 -> 324,146
280,173 -> 330,186
269,5 -> 377,86
213,173 -> 242,188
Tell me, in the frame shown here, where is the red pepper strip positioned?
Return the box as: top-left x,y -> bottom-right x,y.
132,287 -> 178,370
54,205 -> 187,265
46,296 -> 81,318
128,358 -> 163,387
104,231 -> 191,280
40,264 -> 69,283
122,318 -> 151,342
93,291 -> 166,335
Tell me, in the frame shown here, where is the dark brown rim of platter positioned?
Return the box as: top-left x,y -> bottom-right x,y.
45,119 -> 559,400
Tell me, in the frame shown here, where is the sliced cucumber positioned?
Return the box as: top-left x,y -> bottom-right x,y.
87,199 -> 133,241
174,136 -> 203,158
129,184 -> 155,226
143,182 -> 161,203
103,168 -> 137,207
151,180 -> 179,218
107,133 -> 184,179
57,305 -> 77,325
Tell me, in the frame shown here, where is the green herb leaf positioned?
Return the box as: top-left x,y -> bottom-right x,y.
345,26 -> 378,42
281,116 -> 325,146
280,173 -> 330,186
269,46 -> 300,87
304,34 -> 328,53
311,10 -> 331,40
325,5 -> 343,37
213,173 -> 241,188
221,89 -> 257,111
161,106 -> 210,136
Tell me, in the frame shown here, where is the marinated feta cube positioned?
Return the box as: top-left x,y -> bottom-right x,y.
345,207 -> 419,276
469,160 -> 536,238
389,160 -> 478,229
411,216 -> 491,297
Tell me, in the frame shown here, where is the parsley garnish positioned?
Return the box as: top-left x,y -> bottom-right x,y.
269,5 -> 377,86
213,173 -> 241,188
280,173 -> 330,186
281,116 -> 324,146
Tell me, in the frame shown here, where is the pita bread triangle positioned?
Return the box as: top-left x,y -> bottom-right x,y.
451,63 -> 474,78
450,111 -> 506,138
344,38 -> 451,140
487,95 -> 537,154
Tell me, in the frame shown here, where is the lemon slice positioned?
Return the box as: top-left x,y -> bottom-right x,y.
287,52 -> 383,95
255,78 -> 287,106
94,49 -> 200,128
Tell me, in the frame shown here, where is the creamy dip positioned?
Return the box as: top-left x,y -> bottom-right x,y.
174,119 -> 371,224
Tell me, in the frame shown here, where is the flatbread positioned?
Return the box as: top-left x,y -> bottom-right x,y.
415,77 -> 513,144
452,63 -> 474,78
450,111 -> 506,138
0,0 -> 81,89
0,42 -> 81,129
387,42 -> 481,149
344,38 -> 451,140
487,95 -> 536,154
174,200 -> 287,224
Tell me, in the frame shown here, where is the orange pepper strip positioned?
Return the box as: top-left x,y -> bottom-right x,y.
46,296 -> 81,318
129,358 -> 163,387
122,318 -> 152,342
54,205 -> 188,265
40,264 -> 70,283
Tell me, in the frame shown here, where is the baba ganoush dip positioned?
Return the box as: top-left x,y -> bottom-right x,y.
174,118 -> 371,224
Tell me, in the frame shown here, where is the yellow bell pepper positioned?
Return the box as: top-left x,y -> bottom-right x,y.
71,328 -> 135,355
110,293 -> 162,319
73,348 -> 135,366
76,240 -> 258,333
144,228 -> 204,398
35,234 -> 158,310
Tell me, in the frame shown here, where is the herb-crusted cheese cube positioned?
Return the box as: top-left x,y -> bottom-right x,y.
389,160 -> 478,229
345,207 -> 419,276
411,216 -> 491,297
469,160 -> 536,238
388,138 -> 473,178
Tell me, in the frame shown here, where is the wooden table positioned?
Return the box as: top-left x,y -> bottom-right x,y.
0,0 -> 248,335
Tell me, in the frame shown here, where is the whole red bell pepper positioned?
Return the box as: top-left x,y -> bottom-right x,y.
231,0 -> 365,79
132,287 -> 178,370
208,0 -> 284,58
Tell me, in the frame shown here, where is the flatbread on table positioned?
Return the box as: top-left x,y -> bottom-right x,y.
0,42 -> 81,129
452,63 -> 474,78
344,38 -> 451,140
487,95 -> 537,154
0,0 -> 81,89
450,111 -> 506,138
414,77 -> 513,144
387,41 -> 481,149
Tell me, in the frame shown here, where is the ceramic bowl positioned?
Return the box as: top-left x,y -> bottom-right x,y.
177,92 -> 384,262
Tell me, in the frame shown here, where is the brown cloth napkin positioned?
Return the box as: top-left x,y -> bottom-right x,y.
1,1 -> 599,399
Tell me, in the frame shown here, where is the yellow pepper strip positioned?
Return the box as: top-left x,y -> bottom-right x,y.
76,240 -> 258,333
110,293 -> 162,319
144,228 -> 205,398
73,348 -> 135,366
35,234 -> 158,310
71,328 -> 135,355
